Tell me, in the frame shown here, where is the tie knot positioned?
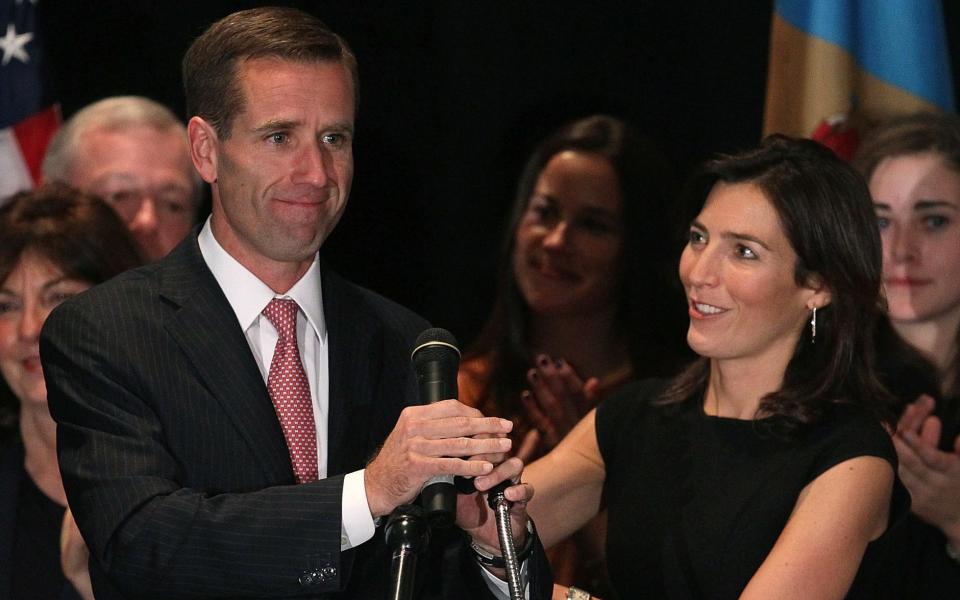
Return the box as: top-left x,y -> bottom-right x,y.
262,298 -> 300,341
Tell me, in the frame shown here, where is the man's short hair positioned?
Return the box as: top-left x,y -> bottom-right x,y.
42,95 -> 189,183
182,6 -> 358,140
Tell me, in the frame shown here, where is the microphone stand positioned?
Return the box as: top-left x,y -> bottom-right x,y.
385,505 -> 429,600
487,482 -> 523,600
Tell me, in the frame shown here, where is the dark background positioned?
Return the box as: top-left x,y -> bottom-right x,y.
37,1 -> 960,348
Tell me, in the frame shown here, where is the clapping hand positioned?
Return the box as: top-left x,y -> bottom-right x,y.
894,394 -> 960,544
518,354 -> 600,461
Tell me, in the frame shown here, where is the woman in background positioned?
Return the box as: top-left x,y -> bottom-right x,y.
461,114 -> 689,460
853,111 -> 960,598
459,115 -> 689,594
522,136 -> 907,599
0,184 -> 142,599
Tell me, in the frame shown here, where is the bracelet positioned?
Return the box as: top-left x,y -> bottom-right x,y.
566,586 -> 591,600
946,540 -> 960,564
469,519 -> 536,568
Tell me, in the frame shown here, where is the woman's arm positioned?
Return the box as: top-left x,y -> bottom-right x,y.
740,455 -> 894,600
525,409 -> 607,549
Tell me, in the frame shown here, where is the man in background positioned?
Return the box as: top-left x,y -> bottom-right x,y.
42,96 -> 200,261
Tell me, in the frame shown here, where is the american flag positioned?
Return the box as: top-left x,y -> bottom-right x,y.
0,0 -> 59,202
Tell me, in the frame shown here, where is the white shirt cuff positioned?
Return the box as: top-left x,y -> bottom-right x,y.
479,558 -> 530,600
340,469 -> 376,550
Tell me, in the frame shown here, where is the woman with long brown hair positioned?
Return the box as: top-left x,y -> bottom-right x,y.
459,115 -> 688,594
854,111 -> 960,598
517,136 -> 907,599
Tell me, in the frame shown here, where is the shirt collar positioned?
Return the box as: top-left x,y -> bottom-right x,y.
197,218 -> 326,339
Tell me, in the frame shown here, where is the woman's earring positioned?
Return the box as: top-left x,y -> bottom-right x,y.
810,307 -> 817,344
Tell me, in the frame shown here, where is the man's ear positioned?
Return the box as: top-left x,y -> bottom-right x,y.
188,116 -> 219,184
804,273 -> 832,310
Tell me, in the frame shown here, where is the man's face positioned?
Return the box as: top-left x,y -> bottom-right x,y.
200,58 -> 355,278
68,125 -> 196,261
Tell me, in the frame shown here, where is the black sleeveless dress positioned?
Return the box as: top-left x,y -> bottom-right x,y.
596,378 -> 908,600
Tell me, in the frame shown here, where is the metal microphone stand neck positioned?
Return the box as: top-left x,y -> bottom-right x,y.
489,489 -> 523,600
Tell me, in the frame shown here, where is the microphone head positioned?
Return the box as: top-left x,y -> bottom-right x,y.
411,328 -> 461,371
411,328 -> 461,526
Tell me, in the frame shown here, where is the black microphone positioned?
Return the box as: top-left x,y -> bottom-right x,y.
411,328 -> 461,528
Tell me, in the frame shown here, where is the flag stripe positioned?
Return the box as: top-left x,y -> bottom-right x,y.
764,14 -> 943,137
0,127 -> 33,201
775,0 -> 955,110
12,104 -> 59,185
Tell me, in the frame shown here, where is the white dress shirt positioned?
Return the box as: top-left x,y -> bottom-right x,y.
199,220 -> 525,597
198,219 -> 375,550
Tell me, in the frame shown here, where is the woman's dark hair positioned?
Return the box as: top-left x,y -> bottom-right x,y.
466,115 -> 689,415
662,135 -> 896,433
874,314 -> 941,410
0,183 -> 143,435
853,111 -> 960,402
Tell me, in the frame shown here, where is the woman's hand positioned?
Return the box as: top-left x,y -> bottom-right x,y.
894,395 -> 960,544
61,507 -> 95,600
552,584 -> 598,599
519,355 -> 600,460
552,585 -> 570,600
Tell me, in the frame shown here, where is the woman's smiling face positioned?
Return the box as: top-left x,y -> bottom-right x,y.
679,181 -> 826,365
512,150 -> 625,318
0,252 -> 91,407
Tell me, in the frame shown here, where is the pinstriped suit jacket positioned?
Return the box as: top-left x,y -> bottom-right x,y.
40,232 -> 435,598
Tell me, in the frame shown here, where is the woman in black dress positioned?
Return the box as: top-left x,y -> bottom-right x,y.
516,136 -> 906,599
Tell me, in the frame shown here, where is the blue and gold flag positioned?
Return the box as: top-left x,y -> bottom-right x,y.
764,0 -> 955,145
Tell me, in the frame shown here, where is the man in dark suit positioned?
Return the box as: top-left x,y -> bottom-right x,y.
40,7 -> 545,599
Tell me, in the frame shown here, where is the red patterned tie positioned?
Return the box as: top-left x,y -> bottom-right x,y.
262,298 -> 319,483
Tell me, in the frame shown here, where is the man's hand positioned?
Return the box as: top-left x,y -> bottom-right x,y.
364,400 -> 514,518
457,456 -> 534,579
894,395 -> 960,544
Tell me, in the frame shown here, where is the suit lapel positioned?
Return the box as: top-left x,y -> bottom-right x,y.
322,266 -> 379,476
158,235 -> 293,482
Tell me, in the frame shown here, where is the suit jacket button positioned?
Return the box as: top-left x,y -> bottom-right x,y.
299,571 -> 315,586
318,565 -> 337,582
